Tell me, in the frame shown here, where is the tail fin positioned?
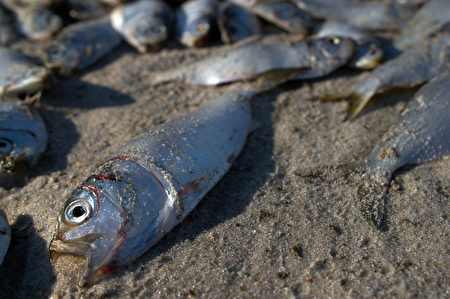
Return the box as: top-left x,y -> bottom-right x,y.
357,178 -> 389,231
345,75 -> 380,121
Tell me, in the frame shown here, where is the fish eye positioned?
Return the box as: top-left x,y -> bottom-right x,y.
324,37 -> 341,45
64,199 -> 92,225
0,138 -> 13,153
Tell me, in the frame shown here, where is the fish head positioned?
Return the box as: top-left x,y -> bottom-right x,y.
131,23 -> 168,52
181,20 -> 211,48
352,43 -> 384,69
0,106 -> 46,173
45,41 -> 79,76
315,36 -> 356,61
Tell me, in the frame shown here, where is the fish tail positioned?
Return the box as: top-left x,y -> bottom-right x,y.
356,180 -> 389,231
345,89 -> 375,121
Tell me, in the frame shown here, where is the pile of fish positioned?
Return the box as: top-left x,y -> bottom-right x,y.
0,0 -> 449,288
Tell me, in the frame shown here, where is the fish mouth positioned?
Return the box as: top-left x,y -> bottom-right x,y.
49,236 -> 91,257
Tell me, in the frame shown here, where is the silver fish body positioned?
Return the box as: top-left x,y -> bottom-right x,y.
177,0 -> 218,48
0,47 -> 51,97
151,35 -> 356,86
0,3 -> 18,45
50,89 -> 257,286
292,0 -> 404,30
16,5 -> 63,40
346,25 -> 450,119
111,0 -> 173,53
0,210 -> 10,266
358,72 -> 450,228
0,101 -> 47,173
230,0 -> 314,36
217,1 -> 261,44
315,21 -> 383,69
45,17 -> 122,76
394,0 -> 450,50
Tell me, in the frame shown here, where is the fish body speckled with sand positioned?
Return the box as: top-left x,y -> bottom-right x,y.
151,35 -> 356,86
177,0 -> 218,48
0,101 -> 47,174
111,0 -> 173,52
315,21 -> 383,69
0,47 -> 51,97
0,210 -> 10,266
358,72 -> 450,228
217,1 -> 261,44
292,0 -> 404,30
49,74 -> 293,285
45,17 -> 122,76
344,24 -> 450,119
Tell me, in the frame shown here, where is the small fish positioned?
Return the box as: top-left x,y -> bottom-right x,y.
394,0 -> 450,50
0,47 -> 51,97
230,0 -> 314,36
0,4 -> 18,45
110,0 -> 173,53
177,0 -> 218,48
0,210 -> 10,266
0,101 -> 47,173
16,5 -> 63,40
217,1 -> 261,44
67,0 -> 107,20
45,17 -> 122,76
344,25 -> 450,119
151,35 -> 355,86
292,0 -> 404,30
358,72 -> 450,228
49,73 -> 292,286
314,21 -> 383,69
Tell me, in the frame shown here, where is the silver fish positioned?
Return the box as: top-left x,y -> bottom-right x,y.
151,35 -> 356,86
45,17 -> 122,76
0,101 -> 47,173
394,0 -> 450,50
0,210 -> 10,266
314,21 -> 383,69
218,1 -> 261,44
177,0 -> 218,48
358,72 -> 450,228
230,0 -> 314,36
344,24 -> 450,119
0,47 -> 51,97
48,73 -> 293,286
110,0 -> 173,53
0,3 -> 18,45
16,5 -> 63,40
292,0 -> 404,30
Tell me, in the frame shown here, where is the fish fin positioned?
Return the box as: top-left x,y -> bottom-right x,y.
356,179 -> 389,231
239,70 -> 298,97
150,70 -> 184,86
345,89 -> 375,121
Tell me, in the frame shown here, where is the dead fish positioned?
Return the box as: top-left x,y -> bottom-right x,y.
49,72 -> 293,286
15,5 -> 63,40
358,72 -> 450,228
0,210 -> 10,266
67,0 -> 107,20
151,35 -> 355,86
218,1 -> 261,44
230,0 -> 314,36
110,0 -> 173,53
0,47 -> 51,97
177,0 -> 218,48
292,0 -> 404,30
0,3 -> 18,45
343,24 -> 450,119
315,21 -> 383,69
45,17 -> 122,76
394,0 -> 450,50
0,101 -> 47,173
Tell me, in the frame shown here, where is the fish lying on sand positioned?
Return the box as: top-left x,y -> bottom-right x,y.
0,210 -> 10,266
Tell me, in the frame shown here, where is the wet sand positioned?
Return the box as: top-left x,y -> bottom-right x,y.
0,35 -> 448,298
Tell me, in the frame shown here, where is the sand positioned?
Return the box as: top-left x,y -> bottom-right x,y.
0,34 -> 448,298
